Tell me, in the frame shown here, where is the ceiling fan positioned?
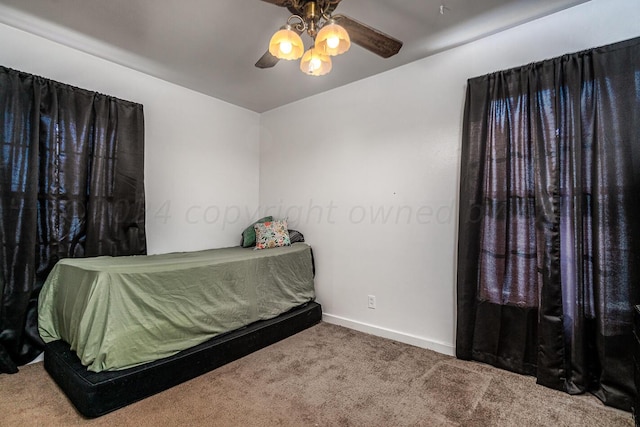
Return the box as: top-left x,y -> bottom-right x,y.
256,0 -> 403,76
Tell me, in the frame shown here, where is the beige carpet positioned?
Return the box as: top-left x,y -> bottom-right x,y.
0,322 -> 633,426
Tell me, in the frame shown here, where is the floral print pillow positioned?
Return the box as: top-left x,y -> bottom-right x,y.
254,219 -> 291,250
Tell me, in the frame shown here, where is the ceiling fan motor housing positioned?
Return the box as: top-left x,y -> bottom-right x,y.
287,0 -> 340,18
304,2 -> 319,37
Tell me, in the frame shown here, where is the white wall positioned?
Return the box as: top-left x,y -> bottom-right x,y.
259,0 -> 640,355
0,23 -> 261,255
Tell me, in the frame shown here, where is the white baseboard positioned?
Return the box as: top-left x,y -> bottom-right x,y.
322,313 -> 456,357
27,352 -> 44,365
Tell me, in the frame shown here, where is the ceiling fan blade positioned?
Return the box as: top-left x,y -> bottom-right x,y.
255,51 -> 280,69
259,0 -> 343,15
259,0 -> 294,6
332,14 -> 403,59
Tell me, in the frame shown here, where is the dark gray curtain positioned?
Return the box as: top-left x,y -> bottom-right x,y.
0,66 -> 146,373
457,37 -> 640,411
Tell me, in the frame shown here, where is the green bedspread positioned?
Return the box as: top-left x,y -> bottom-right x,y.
38,243 -> 315,372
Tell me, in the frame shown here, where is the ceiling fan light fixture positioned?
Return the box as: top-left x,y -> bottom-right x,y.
257,0 -> 402,76
269,25 -> 304,60
315,20 -> 350,56
300,46 -> 332,76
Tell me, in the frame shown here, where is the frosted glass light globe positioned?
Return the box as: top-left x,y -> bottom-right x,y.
310,57 -> 322,70
327,36 -> 340,49
280,41 -> 293,55
268,27 -> 304,60
315,21 -> 350,56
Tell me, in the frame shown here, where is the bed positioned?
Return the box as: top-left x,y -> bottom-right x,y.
38,242 -> 321,417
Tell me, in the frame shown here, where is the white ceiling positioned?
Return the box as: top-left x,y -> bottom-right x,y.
0,0 -> 588,112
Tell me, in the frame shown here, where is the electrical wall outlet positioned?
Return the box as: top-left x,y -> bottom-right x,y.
367,295 -> 376,309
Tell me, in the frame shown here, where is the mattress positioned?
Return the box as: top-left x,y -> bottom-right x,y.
38,243 -> 315,372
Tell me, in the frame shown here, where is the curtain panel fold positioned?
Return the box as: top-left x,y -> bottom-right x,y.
457,37 -> 640,410
0,66 -> 146,373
